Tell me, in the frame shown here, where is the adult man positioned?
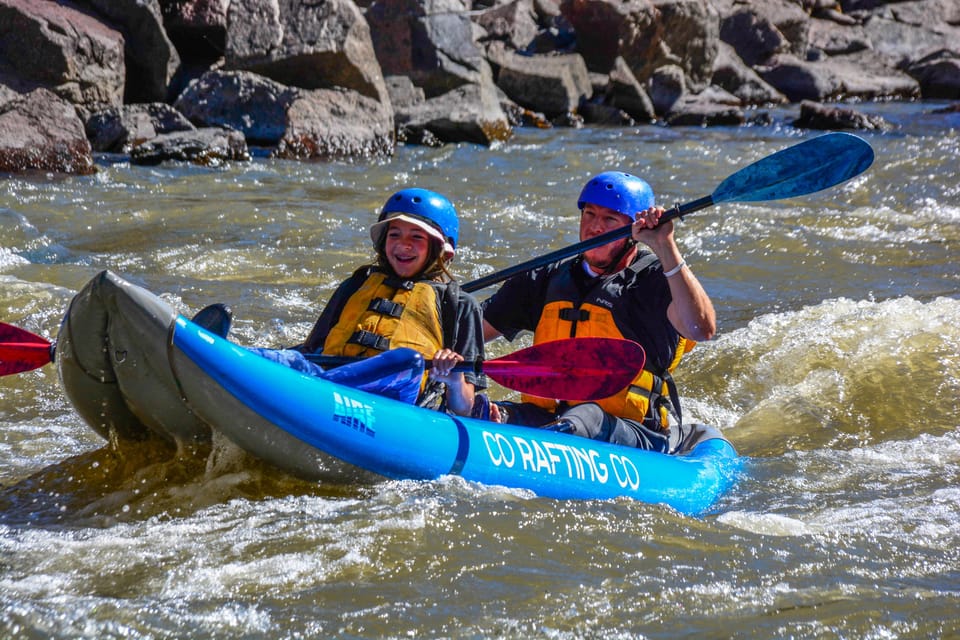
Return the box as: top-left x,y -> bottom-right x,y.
481,171 -> 716,451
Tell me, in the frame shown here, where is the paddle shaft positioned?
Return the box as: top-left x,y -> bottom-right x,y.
307,353 -> 488,373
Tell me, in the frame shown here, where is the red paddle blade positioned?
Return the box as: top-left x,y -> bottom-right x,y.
0,322 -> 54,376
484,337 -> 645,401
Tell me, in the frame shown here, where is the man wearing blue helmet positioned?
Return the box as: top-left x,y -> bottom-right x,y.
248,188 -> 486,417
481,171 -> 716,450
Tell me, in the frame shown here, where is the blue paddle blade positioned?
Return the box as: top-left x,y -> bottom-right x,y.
712,132 -> 875,204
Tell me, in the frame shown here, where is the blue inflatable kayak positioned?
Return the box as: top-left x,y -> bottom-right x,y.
57,271 -> 741,515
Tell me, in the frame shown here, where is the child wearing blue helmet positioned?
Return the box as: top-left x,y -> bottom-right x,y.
248,188 -> 486,416
481,171 -> 716,450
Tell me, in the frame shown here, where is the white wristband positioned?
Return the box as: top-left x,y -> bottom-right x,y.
663,260 -> 686,278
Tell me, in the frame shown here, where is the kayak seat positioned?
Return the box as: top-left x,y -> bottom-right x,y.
191,303 -> 233,338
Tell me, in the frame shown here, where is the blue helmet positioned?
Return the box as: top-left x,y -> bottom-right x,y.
371,188 -> 459,257
577,171 -> 655,221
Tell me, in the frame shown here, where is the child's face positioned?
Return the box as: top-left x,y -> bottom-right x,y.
384,219 -> 432,278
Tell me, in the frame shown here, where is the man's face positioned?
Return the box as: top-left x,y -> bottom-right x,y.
579,203 -> 633,272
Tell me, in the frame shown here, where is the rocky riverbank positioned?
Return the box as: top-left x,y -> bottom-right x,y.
1,0 -> 958,174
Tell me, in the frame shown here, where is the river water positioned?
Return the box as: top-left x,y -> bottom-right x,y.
1,102 -> 958,638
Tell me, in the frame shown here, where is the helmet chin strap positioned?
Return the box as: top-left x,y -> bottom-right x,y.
586,238 -> 637,276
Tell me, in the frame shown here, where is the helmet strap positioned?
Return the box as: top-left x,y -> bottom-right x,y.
591,238 -> 637,276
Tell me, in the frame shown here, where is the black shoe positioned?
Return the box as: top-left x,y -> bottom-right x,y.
191,303 -> 233,338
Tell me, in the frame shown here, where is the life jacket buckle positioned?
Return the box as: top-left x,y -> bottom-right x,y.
559,308 -> 589,322
349,330 -> 390,351
368,297 -> 405,318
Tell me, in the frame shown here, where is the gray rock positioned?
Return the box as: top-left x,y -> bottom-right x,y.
606,57 -> 656,122
472,0 -> 540,51
758,51 -> 918,102
175,69 -> 394,158
0,88 -> 95,174
385,75 -> 427,110
792,99 -> 892,130
807,16 -> 872,56
490,45 -> 592,117
861,14 -> 960,68
665,86 -> 745,126
560,0 -> 718,93
129,126 -> 249,165
907,51 -> 960,100
86,103 -> 195,153
393,62 -> 512,145
225,0 -> 389,104
559,0 -> 660,76
0,0 -> 125,115
719,6 -> 791,67
174,70 -> 297,144
80,0 -> 181,103
712,42 -> 787,105
648,64 -> 686,116
274,88 -> 394,160
367,0 -> 486,97
653,0 -> 721,92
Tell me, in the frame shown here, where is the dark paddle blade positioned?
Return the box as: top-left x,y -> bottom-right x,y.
463,132 -> 875,292
307,337 -> 646,401
0,322 -> 54,376
710,132 -> 875,205
481,337 -> 645,401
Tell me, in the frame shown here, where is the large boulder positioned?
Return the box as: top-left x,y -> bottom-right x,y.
274,88 -> 394,160
605,57 -> 657,122
392,62 -> 512,145
225,0 -> 389,105
651,0 -> 720,92
758,51 -> 919,102
78,0 -> 181,103
807,16 -> 872,57
560,0 -> 717,93
488,44 -> 592,118
711,42 -> 787,105
157,0 -> 229,97
158,0 -> 228,59
0,89 -> 95,175
792,100 -> 893,130
472,0 -> 541,52
85,103 -> 196,153
664,86 -> 744,126
860,13 -> 960,68
129,127 -> 249,166
175,70 -> 395,160
718,6 -> 792,67
559,0 -> 660,75
0,0 -> 125,115
725,0 -> 809,59
906,51 -> 960,100
174,70 -> 294,144
366,0 -> 484,97
368,0 -> 514,143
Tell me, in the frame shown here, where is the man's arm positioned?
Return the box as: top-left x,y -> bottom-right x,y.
632,208 -> 716,342
664,265 -> 716,342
